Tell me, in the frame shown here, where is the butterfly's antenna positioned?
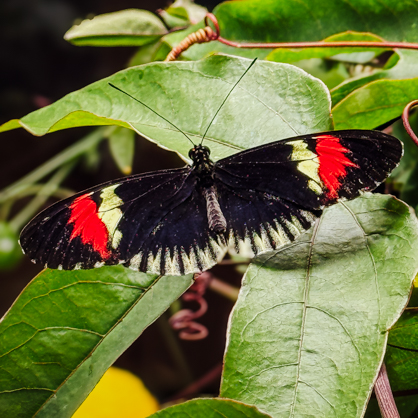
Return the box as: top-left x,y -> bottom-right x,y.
109,82 -> 195,146
200,58 -> 258,145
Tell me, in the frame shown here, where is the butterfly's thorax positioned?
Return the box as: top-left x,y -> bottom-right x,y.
189,145 -> 227,232
189,145 -> 215,187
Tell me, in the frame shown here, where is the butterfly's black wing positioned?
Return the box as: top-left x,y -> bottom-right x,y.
21,166 -> 229,275
214,130 -> 402,256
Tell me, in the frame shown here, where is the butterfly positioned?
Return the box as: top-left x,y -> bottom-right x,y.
19,60 -> 403,276
20,128 -> 402,275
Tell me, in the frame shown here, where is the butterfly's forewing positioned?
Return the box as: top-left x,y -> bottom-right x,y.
214,130 -> 402,256
20,168 -> 200,271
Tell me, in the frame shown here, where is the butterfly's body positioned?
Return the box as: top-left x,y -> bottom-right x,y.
190,145 -> 226,233
20,130 -> 403,276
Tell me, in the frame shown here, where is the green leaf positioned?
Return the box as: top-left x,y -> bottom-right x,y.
162,0 -> 418,61
215,0 -> 418,42
285,59 -> 348,90
0,266 -> 193,418
107,127 -> 135,175
64,9 -> 167,47
149,398 -> 272,417
267,32 -> 386,64
168,0 -> 207,24
159,0 -> 207,28
332,76 -> 418,129
0,55 -> 332,162
385,308 -> 418,392
158,10 -> 189,30
220,194 -> 418,418
128,40 -> 167,66
331,49 -> 418,108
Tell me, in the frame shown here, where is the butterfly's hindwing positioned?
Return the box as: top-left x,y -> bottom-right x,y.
215,182 -> 320,258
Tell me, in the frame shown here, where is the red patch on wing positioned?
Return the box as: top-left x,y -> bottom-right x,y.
68,194 -> 110,259
316,135 -> 358,199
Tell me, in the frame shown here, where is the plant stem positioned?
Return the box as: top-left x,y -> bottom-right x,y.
5,185 -> 74,201
166,362 -> 223,402
0,127 -> 107,205
0,185 -> 75,221
9,162 -> 75,232
208,278 -> 240,302
375,363 -> 400,418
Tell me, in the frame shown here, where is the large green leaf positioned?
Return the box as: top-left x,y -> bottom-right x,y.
162,0 -> 418,61
0,266 -> 193,418
149,398 -> 271,417
0,55 -> 332,162
215,0 -> 418,43
220,194 -> 418,418
385,308 -> 418,392
64,9 -> 167,47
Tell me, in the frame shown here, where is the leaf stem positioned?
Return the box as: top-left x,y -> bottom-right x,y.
9,162 -> 75,232
375,363 -> 400,418
166,362 -> 223,402
0,127 -> 107,205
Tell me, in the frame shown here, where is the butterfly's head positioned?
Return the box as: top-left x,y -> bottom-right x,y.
189,145 -> 212,167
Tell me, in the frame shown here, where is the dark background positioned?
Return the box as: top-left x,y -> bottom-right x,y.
0,0 -> 236,401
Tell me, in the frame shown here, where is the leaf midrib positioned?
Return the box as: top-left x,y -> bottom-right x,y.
289,217 -> 322,417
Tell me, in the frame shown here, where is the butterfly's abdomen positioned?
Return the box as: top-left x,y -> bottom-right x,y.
204,186 -> 227,233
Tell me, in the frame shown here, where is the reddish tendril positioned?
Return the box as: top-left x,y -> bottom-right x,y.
169,272 -> 213,340
402,100 -> 418,147
165,13 -> 418,61
164,15 -> 219,62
